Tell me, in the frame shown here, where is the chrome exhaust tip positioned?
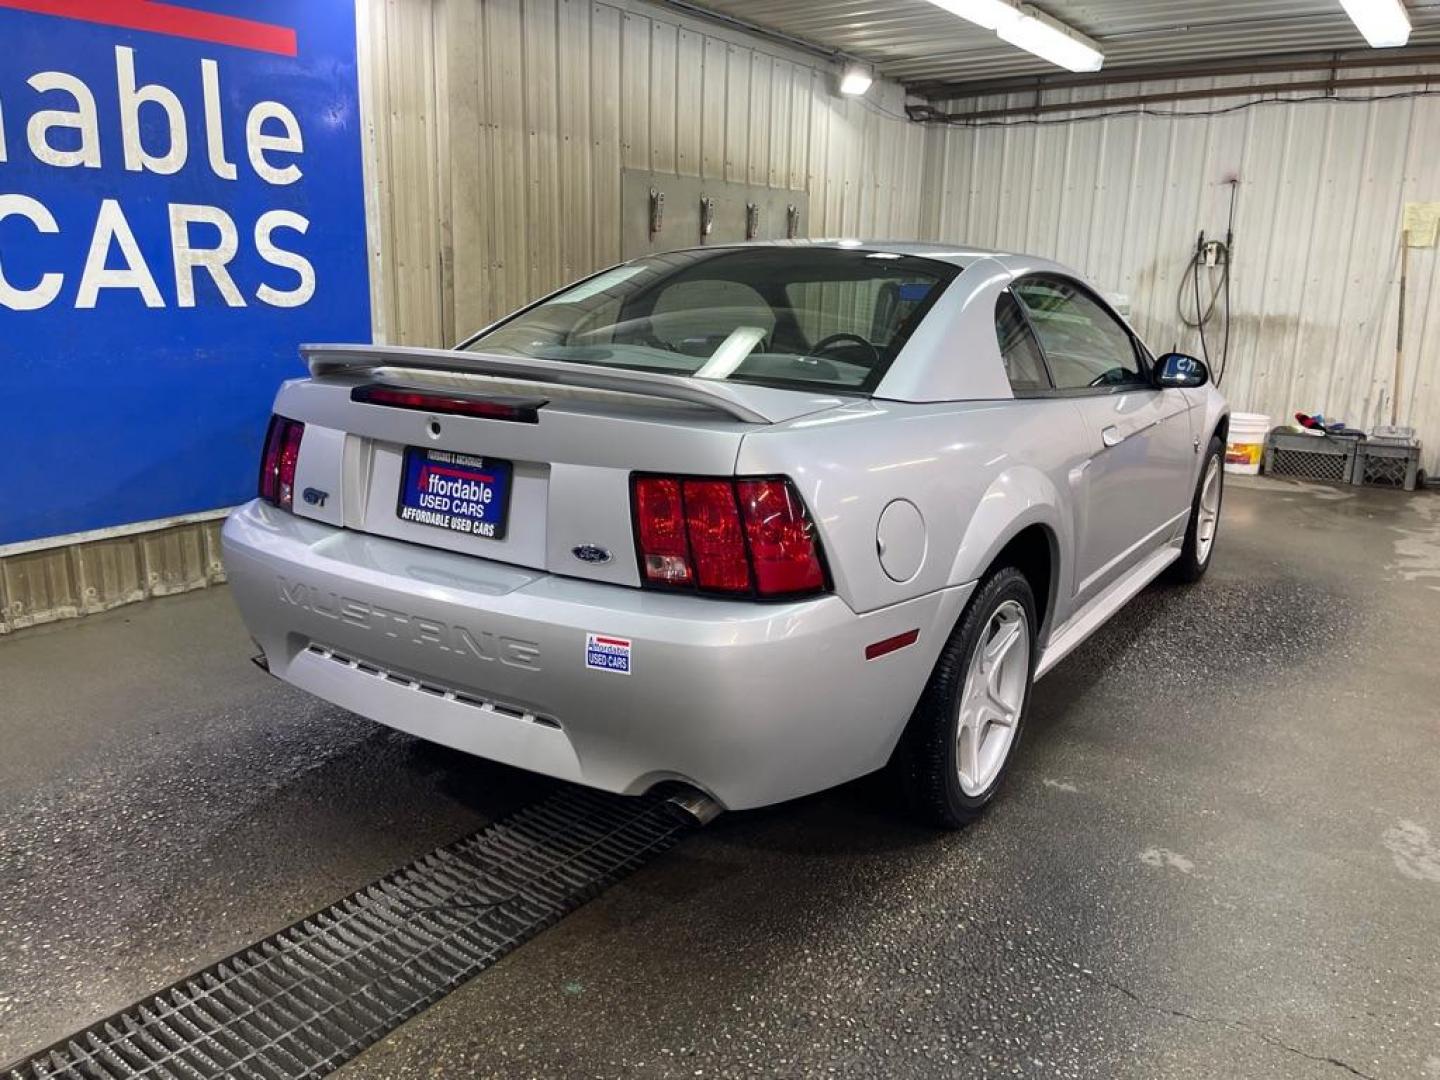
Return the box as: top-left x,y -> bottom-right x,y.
665,787 -> 725,827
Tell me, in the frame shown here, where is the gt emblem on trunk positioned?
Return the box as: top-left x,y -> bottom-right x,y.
572,544 -> 612,564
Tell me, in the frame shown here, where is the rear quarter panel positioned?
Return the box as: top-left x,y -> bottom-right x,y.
735,398 -> 1087,622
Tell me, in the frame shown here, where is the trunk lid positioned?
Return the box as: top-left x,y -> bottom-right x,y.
276,345 -> 843,588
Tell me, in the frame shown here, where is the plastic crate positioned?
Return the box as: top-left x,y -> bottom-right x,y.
1353,441 -> 1421,491
1263,431 -> 1358,484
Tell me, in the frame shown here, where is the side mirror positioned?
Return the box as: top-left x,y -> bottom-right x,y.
1153,352 -> 1208,389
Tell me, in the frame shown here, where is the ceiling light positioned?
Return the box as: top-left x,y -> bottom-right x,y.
922,0 -> 1021,31
839,63 -> 873,96
997,5 -> 1105,72
924,0 -> 1104,73
1338,0 -> 1411,47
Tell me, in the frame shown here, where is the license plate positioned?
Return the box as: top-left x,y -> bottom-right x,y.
397,447 -> 512,540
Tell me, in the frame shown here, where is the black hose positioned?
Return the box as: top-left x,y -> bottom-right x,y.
1193,250 -> 1212,372
1176,238 -> 1232,386
1217,180 -> 1238,388
1217,245 -> 1232,388
1177,248 -> 1224,329
1175,181 -> 1239,387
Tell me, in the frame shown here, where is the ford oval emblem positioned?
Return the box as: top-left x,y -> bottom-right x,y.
572,544 -> 612,565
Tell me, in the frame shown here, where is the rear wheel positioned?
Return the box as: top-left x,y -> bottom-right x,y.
897,567 -> 1037,829
1169,435 -> 1224,583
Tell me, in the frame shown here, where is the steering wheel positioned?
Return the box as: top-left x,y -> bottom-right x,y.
811,332 -> 881,367
1088,367 -> 1133,388
631,329 -> 676,352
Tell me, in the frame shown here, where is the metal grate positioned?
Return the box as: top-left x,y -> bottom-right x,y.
5,787 -> 688,1080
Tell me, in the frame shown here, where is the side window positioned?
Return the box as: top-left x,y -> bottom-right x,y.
1012,276 -> 1145,390
995,291 -> 1051,392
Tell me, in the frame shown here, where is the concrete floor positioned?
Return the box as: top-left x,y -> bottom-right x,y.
1,476 -> 1437,1078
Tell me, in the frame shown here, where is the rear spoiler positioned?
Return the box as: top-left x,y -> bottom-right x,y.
303,343 -> 786,424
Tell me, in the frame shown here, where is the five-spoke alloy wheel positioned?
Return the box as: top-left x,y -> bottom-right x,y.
1171,434 -> 1225,583
898,566 -> 1038,828
955,599 -> 1029,797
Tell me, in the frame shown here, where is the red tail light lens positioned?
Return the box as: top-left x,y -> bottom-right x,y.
682,480 -> 752,593
633,477 -> 691,585
631,474 -> 826,599
736,479 -> 827,596
351,384 -> 544,423
258,415 -> 305,511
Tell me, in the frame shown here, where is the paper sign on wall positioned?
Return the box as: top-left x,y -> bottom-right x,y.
1402,202 -> 1440,248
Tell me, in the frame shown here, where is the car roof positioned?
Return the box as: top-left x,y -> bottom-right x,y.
642,239 -> 1016,270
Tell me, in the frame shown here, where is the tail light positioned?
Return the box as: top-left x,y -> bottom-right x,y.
258,415 -> 305,510
633,477 -> 691,586
351,384 -> 544,423
736,479 -> 827,595
630,474 -> 827,599
684,480 -> 752,592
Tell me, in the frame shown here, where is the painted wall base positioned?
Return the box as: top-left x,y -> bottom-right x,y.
0,518 -> 227,635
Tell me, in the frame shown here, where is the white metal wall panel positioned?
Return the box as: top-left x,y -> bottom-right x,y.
925,74 -> 1440,473
364,0 -> 927,348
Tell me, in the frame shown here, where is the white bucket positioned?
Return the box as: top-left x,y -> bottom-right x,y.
1224,412 -> 1270,475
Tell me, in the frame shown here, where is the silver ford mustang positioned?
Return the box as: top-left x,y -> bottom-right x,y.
223,241 -> 1228,827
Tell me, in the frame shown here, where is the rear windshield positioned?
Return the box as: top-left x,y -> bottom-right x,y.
459,248 -> 959,394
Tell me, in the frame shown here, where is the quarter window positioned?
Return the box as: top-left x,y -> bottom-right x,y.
994,291 -> 1050,392
1012,276 -> 1145,390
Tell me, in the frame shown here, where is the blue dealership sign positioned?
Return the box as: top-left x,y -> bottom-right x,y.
0,0 -> 372,545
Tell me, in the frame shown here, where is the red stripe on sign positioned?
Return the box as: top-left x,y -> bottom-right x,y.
593,636 -> 630,647
420,466 -> 496,485
864,629 -> 919,661
0,0 -> 298,56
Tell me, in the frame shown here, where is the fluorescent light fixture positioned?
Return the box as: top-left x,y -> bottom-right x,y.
924,0 -> 1104,73
1338,0 -> 1411,47
923,0 -> 1021,31
997,5 -> 1105,72
839,63 -> 873,96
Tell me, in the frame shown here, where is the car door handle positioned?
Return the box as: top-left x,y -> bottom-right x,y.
1101,425 -> 1125,448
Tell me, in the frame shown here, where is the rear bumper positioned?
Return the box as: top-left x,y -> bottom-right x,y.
221,500 -> 972,809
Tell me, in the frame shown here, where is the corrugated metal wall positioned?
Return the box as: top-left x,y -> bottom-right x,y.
922,72 -> 1440,472
360,0 -> 929,349
0,521 -> 226,635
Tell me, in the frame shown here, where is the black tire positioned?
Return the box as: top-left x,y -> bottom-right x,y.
896,566 -> 1038,829
1168,434 -> 1225,584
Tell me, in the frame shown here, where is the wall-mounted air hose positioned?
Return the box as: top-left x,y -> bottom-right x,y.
1176,179 -> 1239,387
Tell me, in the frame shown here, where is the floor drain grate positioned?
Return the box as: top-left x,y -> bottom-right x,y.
5,787 -> 689,1080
